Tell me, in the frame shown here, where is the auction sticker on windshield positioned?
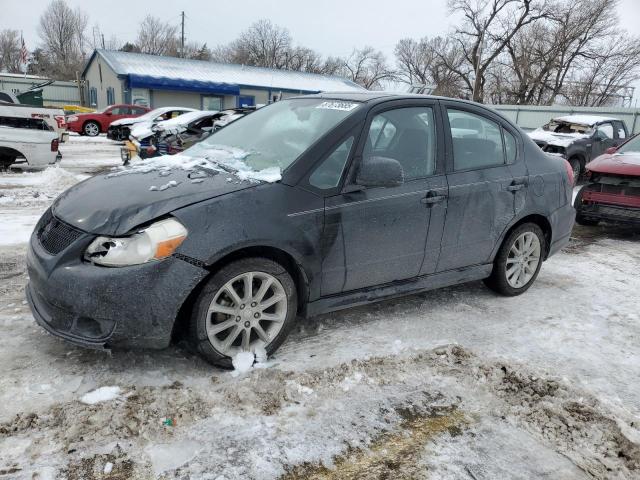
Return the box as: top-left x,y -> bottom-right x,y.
315,101 -> 360,111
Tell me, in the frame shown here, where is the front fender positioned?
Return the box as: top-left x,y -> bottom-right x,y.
171,183 -> 325,300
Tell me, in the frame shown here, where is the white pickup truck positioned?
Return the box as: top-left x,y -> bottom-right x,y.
0,104 -> 61,170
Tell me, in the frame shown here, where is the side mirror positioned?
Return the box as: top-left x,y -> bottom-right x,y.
605,146 -> 617,155
356,156 -> 404,188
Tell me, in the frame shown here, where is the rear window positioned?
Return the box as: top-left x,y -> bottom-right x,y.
0,116 -> 53,131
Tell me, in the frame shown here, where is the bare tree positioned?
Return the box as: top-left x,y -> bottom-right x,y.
213,20 -> 292,69
339,47 -> 395,89
446,0 -> 551,102
0,29 -> 22,73
136,15 -> 179,56
395,36 -> 468,97
37,0 -> 88,78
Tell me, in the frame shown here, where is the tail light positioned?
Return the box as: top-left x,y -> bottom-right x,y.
51,139 -> 59,152
54,115 -> 66,128
563,159 -> 574,185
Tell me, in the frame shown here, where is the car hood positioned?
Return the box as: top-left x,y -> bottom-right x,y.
110,117 -> 143,127
52,166 -> 256,236
130,121 -> 153,140
527,129 -> 588,148
587,152 -> 640,176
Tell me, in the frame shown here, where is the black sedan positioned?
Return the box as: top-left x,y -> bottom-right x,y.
26,92 -> 575,368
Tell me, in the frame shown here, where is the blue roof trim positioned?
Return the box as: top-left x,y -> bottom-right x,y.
127,74 -> 240,95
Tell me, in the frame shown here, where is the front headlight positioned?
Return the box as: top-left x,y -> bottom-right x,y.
84,218 -> 187,267
67,115 -> 78,122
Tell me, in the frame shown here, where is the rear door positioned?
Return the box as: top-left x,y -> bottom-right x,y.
437,102 -> 526,272
319,100 -> 448,294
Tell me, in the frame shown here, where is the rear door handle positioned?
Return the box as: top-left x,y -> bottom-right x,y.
506,183 -> 525,192
421,194 -> 447,205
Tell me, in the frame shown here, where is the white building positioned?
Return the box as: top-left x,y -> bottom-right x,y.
81,49 -> 364,110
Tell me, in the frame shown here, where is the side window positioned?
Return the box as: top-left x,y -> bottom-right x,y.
596,123 -> 614,140
364,107 -> 436,180
133,107 -> 146,115
106,87 -> 115,106
447,109 -> 505,170
309,136 -> 354,190
504,129 -> 517,163
613,121 -> 626,139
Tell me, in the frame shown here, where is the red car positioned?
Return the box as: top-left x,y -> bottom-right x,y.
575,133 -> 640,226
66,104 -> 149,137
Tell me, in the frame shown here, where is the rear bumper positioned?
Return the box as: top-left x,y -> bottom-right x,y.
548,202 -> 575,257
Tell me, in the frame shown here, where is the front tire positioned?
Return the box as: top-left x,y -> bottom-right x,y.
189,257 -> 297,368
83,121 -> 100,137
484,223 -> 546,296
568,157 -> 581,181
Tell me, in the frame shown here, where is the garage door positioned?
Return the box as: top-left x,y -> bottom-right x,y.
152,90 -> 201,109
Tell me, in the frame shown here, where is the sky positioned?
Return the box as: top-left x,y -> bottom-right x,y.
3,0 -> 640,102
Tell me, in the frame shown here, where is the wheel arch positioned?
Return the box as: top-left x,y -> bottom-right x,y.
492,213 -> 552,262
171,245 -> 310,342
0,146 -> 25,159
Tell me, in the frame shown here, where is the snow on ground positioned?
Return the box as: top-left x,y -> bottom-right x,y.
0,136 -> 639,478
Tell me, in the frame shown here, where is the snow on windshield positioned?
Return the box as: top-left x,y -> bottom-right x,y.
107,145 -> 282,185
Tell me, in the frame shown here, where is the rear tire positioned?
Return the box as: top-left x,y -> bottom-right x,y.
188,257 -> 297,368
484,223 -> 546,296
83,121 -> 100,137
0,155 -> 15,171
574,185 -> 600,226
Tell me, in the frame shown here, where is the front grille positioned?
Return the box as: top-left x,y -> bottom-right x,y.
37,209 -> 83,255
600,184 -> 640,196
598,206 -> 640,219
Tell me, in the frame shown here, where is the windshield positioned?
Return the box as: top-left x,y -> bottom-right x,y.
185,98 -> 361,172
618,134 -> 640,154
545,121 -> 592,135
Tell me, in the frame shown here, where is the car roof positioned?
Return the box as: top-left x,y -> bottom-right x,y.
290,91 -> 501,109
553,114 -> 620,126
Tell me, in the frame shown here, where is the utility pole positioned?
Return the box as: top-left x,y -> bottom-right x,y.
180,11 -> 185,58
101,33 -> 105,49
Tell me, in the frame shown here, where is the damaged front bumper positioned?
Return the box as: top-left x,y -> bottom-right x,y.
26,220 -> 208,350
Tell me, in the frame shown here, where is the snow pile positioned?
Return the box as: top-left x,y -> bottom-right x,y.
231,352 -> 255,375
107,144 -> 282,184
80,386 -> 121,405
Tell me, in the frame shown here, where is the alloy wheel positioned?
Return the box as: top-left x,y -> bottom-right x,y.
84,122 -> 99,136
205,271 -> 287,357
505,232 -> 541,289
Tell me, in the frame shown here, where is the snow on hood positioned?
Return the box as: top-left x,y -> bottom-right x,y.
129,121 -> 154,140
527,129 -> 589,148
154,111 -> 219,134
110,107 -> 197,127
107,144 -> 282,184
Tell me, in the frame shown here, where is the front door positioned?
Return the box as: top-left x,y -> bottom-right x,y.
592,121 -> 616,158
321,102 -> 448,294
437,103 -> 526,272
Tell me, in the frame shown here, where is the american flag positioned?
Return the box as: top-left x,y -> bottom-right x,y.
20,34 -> 28,66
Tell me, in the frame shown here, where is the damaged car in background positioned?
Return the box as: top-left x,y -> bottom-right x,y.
106,106 -> 196,141
575,133 -> 640,226
123,107 -> 257,163
528,115 -> 629,179
26,93 -> 575,368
